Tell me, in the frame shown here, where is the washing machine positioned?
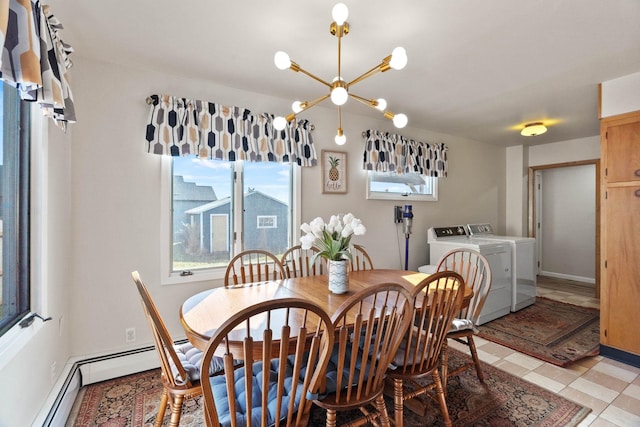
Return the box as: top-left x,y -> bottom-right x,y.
426,226 -> 512,325
467,223 -> 537,312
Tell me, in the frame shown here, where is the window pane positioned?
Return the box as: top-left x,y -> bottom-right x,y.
172,157 -> 233,272
1,82 -> 30,335
242,162 -> 291,256
366,171 -> 438,201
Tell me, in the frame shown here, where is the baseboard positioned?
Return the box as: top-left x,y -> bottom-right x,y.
35,345 -> 162,426
539,271 -> 595,285
600,345 -> 640,369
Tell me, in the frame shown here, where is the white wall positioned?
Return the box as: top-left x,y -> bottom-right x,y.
539,164 -> 596,282
601,71 -> 640,118
529,136 -> 600,166
0,55 -> 504,424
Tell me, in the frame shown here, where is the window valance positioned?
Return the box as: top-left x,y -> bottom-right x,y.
145,94 -> 317,167
362,129 -> 448,177
0,1 -> 76,130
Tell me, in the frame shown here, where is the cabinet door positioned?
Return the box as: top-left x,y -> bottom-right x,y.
605,120 -> 640,183
602,185 -> 640,354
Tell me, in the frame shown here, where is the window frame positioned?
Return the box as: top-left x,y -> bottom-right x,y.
256,215 -> 277,229
365,171 -> 438,202
0,82 -> 34,337
160,157 -> 301,285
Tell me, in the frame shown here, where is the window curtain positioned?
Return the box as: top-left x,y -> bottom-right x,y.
362,129 -> 448,177
145,94 -> 317,167
0,1 -> 76,130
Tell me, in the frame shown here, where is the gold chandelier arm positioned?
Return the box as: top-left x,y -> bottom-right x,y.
349,93 -> 381,110
291,62 -> 332,88
347,55 -> 392,87
300,94 -> 331,112
286,94 -> 331,122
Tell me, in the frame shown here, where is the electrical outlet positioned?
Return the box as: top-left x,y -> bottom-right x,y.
394,206 -> 403,223
125,327 -> 136,343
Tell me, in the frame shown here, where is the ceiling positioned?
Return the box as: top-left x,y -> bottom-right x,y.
48,0 -> 640,147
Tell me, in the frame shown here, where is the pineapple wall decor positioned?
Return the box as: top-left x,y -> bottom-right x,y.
321,150 -> 347,194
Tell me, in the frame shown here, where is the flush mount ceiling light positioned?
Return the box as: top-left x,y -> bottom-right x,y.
520,122 -> 547,137
273,3 -> 408,145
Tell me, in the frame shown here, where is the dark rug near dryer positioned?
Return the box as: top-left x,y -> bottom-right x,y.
477,297 -> 600,367
67,348 -> 590,427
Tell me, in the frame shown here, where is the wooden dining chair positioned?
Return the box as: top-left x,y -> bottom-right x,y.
436,248 -> 492,389
280,244 -> 325,278
313,283 -> 413,427
224,249 -> 286,286
131,271 -> 225,427
385,271 -> 466,427
349,244 -> 374,271
200,298 -> 335,427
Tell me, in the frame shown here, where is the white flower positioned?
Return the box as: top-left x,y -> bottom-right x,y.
353,223 -> 367,235
300,233 -> 316,250
309,217 -> 325,238
299,213 -> 365,261
341,223 -> 353,238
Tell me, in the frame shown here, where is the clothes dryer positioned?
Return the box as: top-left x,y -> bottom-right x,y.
427,226 -> 512,325
467,223 -> 537,311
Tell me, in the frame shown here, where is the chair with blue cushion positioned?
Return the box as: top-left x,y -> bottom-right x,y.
200,298 -> 335,427
436,249 -> 492,390
131,271 -> 226,427
313,283 -> 413,427
385,271 -> 466,427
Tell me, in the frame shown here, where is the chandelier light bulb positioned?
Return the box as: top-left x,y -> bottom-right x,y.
292,101 -> 303,113
389,47 -> 408,70
335,130 -> 347,145
274,51 -> 291,70
273,116 -> 287,130
375,98 -> 387,111
331,3 -> 349,25
331,86 -> 349,106
393,113 -> 408,128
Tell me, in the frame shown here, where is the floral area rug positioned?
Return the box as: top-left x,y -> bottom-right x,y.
67,349 -> 590,427
477,297 -> 600,367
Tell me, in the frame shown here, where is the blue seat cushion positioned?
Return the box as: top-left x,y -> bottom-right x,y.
170,342 -> 225,383
209,359 -> 303,427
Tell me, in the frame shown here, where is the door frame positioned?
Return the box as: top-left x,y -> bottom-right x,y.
527,159 -> 600,297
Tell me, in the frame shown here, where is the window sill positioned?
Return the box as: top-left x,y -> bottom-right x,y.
161,268 -> 225,286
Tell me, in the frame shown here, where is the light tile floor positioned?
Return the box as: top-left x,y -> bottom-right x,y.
451,279 -> 640,426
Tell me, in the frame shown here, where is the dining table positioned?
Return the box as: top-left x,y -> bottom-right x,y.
180,268 -> 472,352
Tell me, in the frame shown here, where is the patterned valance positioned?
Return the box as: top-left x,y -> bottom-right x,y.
362,129 -> 448,177
0,1 -> 76,130
145,94 -> 317,167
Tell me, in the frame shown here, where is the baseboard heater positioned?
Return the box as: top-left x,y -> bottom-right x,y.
40,344 -> 166,426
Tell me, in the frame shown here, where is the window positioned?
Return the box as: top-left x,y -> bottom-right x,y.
257,216 -> 277,229
366,171 -> 438,201
0,83 -> 31,336
170,157 -> 295,276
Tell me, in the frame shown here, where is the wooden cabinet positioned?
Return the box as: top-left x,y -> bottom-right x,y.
600,111 -> 640,356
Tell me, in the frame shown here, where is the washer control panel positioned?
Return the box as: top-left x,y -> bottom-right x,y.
432,225 -> 468,238
467,223 -> 494,235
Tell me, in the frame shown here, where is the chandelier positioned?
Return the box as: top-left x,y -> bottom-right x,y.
273,3 -> 408,145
